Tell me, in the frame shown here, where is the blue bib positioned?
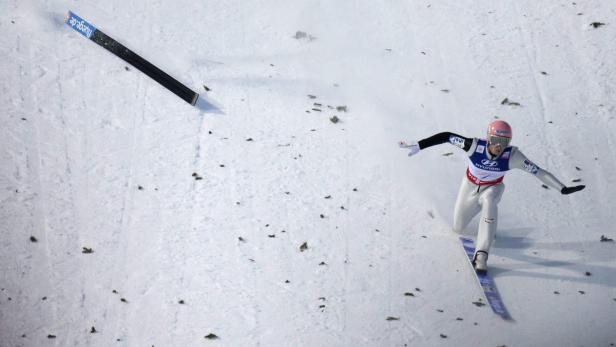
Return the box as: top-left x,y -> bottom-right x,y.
469,139 -> 512,172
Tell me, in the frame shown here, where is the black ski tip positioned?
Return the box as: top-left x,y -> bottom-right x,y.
190,92 -> 199,105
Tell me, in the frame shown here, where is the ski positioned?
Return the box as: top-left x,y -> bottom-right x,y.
460,237 -> 512,320
65,11 -> 200,106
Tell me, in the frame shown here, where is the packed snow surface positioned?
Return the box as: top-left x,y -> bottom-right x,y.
1,0 -> 615,346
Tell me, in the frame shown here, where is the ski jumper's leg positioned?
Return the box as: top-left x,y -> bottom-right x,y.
475,183 -> 505,253
452,177 -> 481,233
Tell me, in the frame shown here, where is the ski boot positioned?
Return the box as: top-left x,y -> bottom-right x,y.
472,251 -> 488,275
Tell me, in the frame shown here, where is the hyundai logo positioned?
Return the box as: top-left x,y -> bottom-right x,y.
481,159 -> 498,167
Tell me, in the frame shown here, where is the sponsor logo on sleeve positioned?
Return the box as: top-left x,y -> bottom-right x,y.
522,160 -> 539,174
449,135 -> 466,149
476,145 -> 485,153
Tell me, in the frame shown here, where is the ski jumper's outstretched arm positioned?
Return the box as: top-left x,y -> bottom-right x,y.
418,132 -> 473,151
508,148 -> 585,194
399,132 -> 474,156
417,132 -> 473,152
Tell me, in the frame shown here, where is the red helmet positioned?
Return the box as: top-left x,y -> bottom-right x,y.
487,120 -> 512,138
487,120 -> 512,150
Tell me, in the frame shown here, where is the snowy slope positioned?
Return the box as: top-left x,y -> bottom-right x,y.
1,0 -> 616,346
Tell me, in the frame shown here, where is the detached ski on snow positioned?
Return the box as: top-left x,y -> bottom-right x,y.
65,11 -> 199,106
460,237 -> 512,320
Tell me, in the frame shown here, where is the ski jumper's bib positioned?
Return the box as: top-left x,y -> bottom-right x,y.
466,139 -> 512,186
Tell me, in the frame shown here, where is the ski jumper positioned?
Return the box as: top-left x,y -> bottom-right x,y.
417,132 -> 566,254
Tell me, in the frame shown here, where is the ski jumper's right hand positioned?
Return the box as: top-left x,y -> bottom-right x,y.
399,141 -> 420,157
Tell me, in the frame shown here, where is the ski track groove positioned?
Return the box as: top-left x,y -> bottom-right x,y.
243,73 -> 263,347
510,4 -> 567,265
234,10 -> 264,343
14,34 -> 46,344
109,10 -> 151,339
53,50 -> 84,347
111,90 -> 139,344
512,3 -> 553,224
25,34 -> 61,344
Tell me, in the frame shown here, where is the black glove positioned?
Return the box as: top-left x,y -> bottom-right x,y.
561,185 -> 585,195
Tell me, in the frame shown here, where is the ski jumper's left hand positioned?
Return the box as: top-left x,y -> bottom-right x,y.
561,185 -> 585,195
508,149 -> 587,195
